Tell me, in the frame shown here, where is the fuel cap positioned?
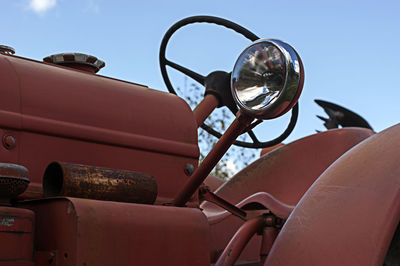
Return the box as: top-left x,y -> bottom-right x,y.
0,45 -> 16,55
43,52 -> 105,73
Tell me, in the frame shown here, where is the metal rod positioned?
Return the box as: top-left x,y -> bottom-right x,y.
215,216 -> 266,266
200,187 -> 247,220
193,94 -> 219,127
172,111 -> 253,207
43,162 -> 158,204
260,227 -> 278,265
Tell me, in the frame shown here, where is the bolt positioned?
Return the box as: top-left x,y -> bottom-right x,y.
184,163 -> 195,176
2,135 -> 16,150
265,215 -> 275,226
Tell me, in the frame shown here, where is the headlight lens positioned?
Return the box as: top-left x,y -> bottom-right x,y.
231,39 -> 303,119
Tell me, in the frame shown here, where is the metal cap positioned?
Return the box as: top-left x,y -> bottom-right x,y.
0,163 -> 29,202
0,45 -> 15,55
43,52 -> 105,73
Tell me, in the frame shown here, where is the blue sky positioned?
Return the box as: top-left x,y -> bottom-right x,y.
2,0 -> 400,144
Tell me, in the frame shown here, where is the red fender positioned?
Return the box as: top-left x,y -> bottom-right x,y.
266,123 -> 400,265
203,127 -> 374,263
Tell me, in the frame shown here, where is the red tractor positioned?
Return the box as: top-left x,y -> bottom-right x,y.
0,16 -> 398,266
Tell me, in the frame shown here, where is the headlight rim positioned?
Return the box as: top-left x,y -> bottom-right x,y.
231,38 -> 304,120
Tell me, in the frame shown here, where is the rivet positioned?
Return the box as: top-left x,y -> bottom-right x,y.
3,135 -> 16,150
184,163 -> 195,176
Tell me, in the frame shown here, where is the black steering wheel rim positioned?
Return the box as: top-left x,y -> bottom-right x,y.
159,15 -> 298,149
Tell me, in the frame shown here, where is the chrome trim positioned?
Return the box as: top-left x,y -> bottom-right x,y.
0,45 -> 15,55
43,53 -> 105,73
231,39 -> 303,119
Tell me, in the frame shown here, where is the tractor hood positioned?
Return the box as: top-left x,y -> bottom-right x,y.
0,53 -> 199,202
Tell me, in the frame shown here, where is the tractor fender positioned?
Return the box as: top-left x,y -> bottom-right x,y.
203,127 -> 374,263
265,123 -> 400,266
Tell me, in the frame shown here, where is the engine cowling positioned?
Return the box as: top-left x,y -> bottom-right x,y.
0,53 -> 199,203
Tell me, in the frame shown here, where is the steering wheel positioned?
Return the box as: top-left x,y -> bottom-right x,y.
159,16 -> 298,149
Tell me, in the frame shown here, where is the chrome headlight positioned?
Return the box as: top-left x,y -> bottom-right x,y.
231,39 -> 304,119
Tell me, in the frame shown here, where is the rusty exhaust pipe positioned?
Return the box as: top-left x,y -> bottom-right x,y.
43,162 -> 157,204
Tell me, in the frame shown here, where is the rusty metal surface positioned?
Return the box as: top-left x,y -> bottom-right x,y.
43,162 -> 157,204
0,53 -> 199,204
24,197 -> 210,266
0,163 -> 29,200
0,163 -> 29,181
16,131 -> 198,204
0,207 -> 34,264
265,123 -> 400,265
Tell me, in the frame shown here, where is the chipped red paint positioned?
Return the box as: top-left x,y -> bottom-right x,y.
0,207 -> 35,265
0,53 -> 198,204
24,198 -> 210,266
1,34 -> 400,266
202,127 -> 374,263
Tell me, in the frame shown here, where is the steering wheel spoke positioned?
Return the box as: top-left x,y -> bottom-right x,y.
247,130 -> 260,144
159,16 -> 299,149
165,59 -> 205,85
